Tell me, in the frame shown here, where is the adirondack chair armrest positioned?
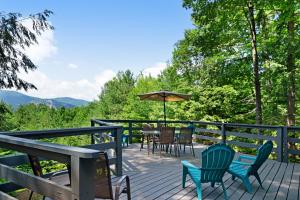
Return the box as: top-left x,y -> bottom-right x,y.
181,161 -> 200,170
232,160 -> 252,166
238,155 -> 256,161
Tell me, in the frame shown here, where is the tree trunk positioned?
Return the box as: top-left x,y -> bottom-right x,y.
286,20 -> 295,127
248,1 -> 262,125
286,8 -> 296,159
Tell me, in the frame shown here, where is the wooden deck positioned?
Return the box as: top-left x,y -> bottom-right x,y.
120,144 -> 300,200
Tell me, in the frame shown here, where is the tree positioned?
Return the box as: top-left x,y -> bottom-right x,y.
96,70 -> 135,119
246,0 -> 262,124
0,101 -> 15,131
0,10 -> 53,90
122,75 -> 162,120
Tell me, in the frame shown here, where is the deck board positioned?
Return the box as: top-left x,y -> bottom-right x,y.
121,144 -> 300,200
287,163 -> 300,200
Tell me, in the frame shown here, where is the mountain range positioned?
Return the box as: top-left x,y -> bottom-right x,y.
0,90 -> 89,109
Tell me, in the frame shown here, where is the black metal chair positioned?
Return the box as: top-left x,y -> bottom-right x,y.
28,152 -> 131,200
95,152 -> 131,200
27,155 -> 70,200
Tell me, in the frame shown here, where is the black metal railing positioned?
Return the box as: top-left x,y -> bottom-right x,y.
93,119 -> 300,163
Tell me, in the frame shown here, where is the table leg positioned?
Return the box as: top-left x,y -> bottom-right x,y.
140,134 -> 144,151
147,135 -> 150,155
152,134 -> 155,154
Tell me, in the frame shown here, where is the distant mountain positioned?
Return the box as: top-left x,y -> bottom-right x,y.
0,90 -> 89,109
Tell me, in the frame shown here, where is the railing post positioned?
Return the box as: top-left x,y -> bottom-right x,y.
90,120 -> 95,144
71,156 -> 96,200
283,126 -> 288,163
221,123 -> 226,143
128,121 -> 133,144
114,127 -> 123,176
276,127 -> 284,162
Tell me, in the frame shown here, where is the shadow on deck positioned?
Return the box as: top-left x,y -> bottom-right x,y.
121,144 -> 300,200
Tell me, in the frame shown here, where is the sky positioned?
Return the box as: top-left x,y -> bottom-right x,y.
1,1 -> 193,101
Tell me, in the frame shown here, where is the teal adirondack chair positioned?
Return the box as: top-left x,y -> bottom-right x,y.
227,140 -> 273,193
182,143 -> 235,200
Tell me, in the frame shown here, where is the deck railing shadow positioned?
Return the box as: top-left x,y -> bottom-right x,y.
0,126 -> 123,200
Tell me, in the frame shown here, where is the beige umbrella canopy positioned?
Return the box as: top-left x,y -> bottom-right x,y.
138,90 -> 191,125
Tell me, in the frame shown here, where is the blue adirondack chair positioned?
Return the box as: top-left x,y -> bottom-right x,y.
227,140 -> 273,193
182,143 -> 235,200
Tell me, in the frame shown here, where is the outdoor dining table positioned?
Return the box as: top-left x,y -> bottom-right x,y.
141,129 -> 179,155
141,129 -> 160,154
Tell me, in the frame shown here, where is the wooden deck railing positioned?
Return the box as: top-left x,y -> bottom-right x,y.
92,119 -> 300,163
0,126 -> 123,200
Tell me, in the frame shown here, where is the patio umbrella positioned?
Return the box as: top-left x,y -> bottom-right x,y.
138,90 -> 191,125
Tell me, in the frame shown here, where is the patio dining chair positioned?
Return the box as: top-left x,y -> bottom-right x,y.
182,143 -> 235,200
140,123 -> 157,151
28,152 -> 131,200
27,155 -> 71,200
94,152 -> 131,200
177,127 -> 195,157
227,140 -> 273,193
157,127 -> 176,157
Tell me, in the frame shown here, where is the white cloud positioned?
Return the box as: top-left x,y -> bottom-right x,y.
68,63 -> 79,69
17,69 -> 116,101
143,62 -> 167,77
22,20 -> 57,63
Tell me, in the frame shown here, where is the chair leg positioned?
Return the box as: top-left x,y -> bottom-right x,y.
211,182 -> 215,187
147,136 -> 150,155
242,177 -> 253,193
196,184 -> 202,200
182,166 -> 188,188
159,144 -> 162,158
140,135 -> 144,151
253,172 -> 263,188
28,191 -> 33,200
184,145 -> 186,153
126,176 -> 131,200
115,186 -> 121,200
232,175 -> 236,180
221,181 -> 228,200
191,143 -> 195,157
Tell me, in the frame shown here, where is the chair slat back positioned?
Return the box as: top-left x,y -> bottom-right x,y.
94,152 -> 113,199
178,127 -> 193,144
249,140 -> 273,173
201,143 -> 235,183
28,155 -> 43,177
143,123 -> 154,131
160,127 -> 175,144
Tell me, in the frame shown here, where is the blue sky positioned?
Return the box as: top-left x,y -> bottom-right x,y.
2,1 -> 193,100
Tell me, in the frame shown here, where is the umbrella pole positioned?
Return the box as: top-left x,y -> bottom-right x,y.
164,96 -> 166,126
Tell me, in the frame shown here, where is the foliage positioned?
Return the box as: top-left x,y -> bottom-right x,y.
0,2 -> 300,180
0,10 -> 53,90
96,70 -> 135,119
